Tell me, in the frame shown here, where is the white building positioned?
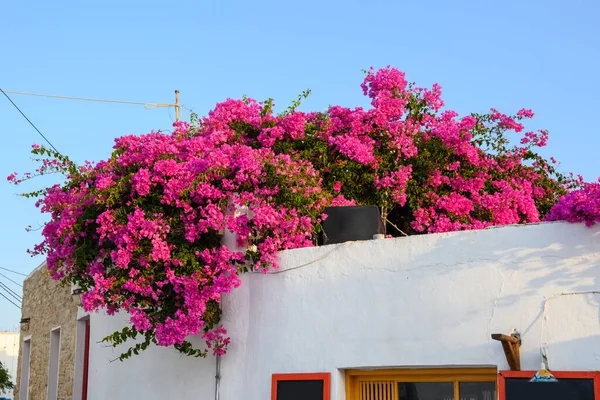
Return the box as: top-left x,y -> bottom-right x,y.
18,221 -> 600,400
0,331 -> 19,400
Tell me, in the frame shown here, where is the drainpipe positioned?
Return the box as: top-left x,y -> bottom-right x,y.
215,354 -> 221,400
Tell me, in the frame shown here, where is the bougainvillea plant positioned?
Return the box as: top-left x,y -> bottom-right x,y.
546,180 -> 600,226
9,66 -> 576,360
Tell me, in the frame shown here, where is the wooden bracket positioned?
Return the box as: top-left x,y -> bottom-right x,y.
492,332 -> 521,371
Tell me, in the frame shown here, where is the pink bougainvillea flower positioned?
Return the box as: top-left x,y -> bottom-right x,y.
11,66 -> 571,360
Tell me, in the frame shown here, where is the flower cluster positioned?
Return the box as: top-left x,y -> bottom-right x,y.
10,66 -> 572,359
546,180 -> 600,227
12,126 -> 328,359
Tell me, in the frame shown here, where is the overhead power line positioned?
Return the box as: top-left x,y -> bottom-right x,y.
0,266 -> 28,277
1,89 -> 181,120
0,272 -> 22,287
0,288 -> 21,310
0,88 -> 60,153
2,89 -> 177,109
0,278 -> 21,297
0,280 -> 21,302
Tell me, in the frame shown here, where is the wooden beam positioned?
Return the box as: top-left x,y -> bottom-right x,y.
492,333 -> 522,371
491,334 -> 520,344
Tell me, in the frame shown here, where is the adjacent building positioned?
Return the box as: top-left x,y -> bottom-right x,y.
0,331 -> 19,399
15,264 -> 82,400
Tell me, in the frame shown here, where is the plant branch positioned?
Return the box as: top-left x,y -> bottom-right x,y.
384,217 -> 408,237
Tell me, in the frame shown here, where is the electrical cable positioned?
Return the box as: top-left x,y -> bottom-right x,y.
539,290 -> 600,368
0,88 -> 60,153
0,266 -> 28,277
0,287 -> 21,309
0,278 -> 21,297
0,280 -> 21,302
255,242 -> 351,275
1,89 -> 176,110
0,272 -> 23,287
181,104 -> 194,112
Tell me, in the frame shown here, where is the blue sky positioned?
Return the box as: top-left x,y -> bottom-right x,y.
1,0 -> 599,329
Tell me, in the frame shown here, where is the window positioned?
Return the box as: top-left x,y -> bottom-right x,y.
272,373 -> 331,400
345,368 -> 497,400
499,371 -> 600,400
47,327 -> 61,400
19,337 -> 31,400
73,317 -> 90,400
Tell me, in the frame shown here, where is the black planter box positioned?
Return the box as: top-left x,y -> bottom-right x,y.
321,205 -> 383,245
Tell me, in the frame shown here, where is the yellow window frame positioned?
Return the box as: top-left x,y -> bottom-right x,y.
345,367 -> 497,400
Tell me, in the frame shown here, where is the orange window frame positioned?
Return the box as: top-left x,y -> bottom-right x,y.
271,372 -> 331,400
345,367 -> 497,400
498,370 -> 600,399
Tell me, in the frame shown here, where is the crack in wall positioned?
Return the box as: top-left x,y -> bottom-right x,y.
484,268 -> 519,362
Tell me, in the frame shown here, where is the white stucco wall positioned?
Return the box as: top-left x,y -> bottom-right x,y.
0,332 -> 19,399
87,221 -> 600,400
87,311 -> 215,400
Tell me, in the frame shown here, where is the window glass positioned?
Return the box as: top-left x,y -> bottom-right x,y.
276,380 -> 324,400
459,382 -> 496,400
398,382 -> 454,400
505,378 -> 593,400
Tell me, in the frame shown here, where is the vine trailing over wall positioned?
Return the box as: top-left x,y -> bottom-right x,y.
9,66 -> 577,360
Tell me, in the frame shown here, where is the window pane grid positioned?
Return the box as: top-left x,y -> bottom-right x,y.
355,379 -> 496,400
348,368 -> 497,400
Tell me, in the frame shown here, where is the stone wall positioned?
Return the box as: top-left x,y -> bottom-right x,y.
15,263 -> 78,400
